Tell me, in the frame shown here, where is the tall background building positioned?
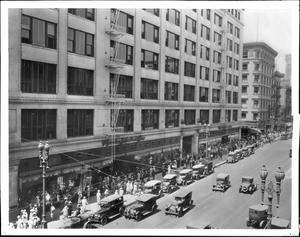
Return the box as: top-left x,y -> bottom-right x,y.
9,8 -> 243,208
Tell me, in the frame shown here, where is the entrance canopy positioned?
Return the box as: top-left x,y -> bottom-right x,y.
249,128 -> 261,134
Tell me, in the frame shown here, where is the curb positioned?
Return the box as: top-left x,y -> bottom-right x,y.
214,160 -> 227,167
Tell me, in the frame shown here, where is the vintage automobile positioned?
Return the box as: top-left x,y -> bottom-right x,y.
212,173 -> 231,192
227,150 -> 239,163
239,176 -> 257,194
177,169 -> 193,186
280,132 -> 288,140
270,217 -> 290,229
83,194 -> 125,228
192,164 -> 206,180
242,147 -> 249,157
201,159 -> 214,175
236,149 -> 244,159
165,188 -> 193,217
124,194 -> 158,221
161,174 -> 178,194
144,180 -> 163,197
186,221 -> 216,229
247,144 -> 255,155
246,204 -> 268,228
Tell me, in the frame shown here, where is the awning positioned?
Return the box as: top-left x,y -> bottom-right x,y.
249,128 -> 261,134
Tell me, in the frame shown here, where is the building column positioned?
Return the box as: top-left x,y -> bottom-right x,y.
193,131 -> 199,155
9,160 -> 20,207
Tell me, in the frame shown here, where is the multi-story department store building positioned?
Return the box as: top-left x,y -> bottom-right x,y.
8,8 -> 243,207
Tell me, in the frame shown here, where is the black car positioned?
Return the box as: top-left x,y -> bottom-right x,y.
124,194 -> 157,221
83,194 -> 125,228
165,188 -> 193,217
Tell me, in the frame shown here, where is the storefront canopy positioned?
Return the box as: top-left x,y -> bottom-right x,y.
249,128 -> 262,134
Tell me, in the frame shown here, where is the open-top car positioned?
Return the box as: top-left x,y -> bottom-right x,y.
239,176 -> 257,194
192,164 -> 206,180
83,194 -> 125,228
144,180 -> 163,197
177,169 -> 193,186
165,188 -> 193,217
161,174 -> 178,194
212,173 -> 231,192
246,204 -> 268,228
124,194 -> 157,221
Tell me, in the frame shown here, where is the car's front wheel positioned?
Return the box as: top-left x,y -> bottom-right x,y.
101,216 -> 108,226
152,204 -> 157,212
119,207 -> 125,216
136,212 -> 142,221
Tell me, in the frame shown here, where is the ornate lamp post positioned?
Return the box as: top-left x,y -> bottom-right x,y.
38,141 -> 50,229
266,181 -> 275,221
259,165 -> 268,205
274,167 -> 285,208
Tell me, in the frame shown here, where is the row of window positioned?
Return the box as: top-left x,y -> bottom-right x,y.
21,108 -> 239,141
242,74 -> 274,87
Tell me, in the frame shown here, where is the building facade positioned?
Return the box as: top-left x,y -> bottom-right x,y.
241,42 -> 278,132
9,8 -> 243,207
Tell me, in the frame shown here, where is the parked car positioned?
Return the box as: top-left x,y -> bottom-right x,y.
83,194 -> 125,228
144,180 -> 163,197
186,221 -> 216,229
236,149 -> 244,159
124,194 -> 158,221
242,147 -> 249,157
239,176 -> 257,194
246,204 -> 268,228
212,173 -> 231,192
227,151 -> 239,163
280,132 -> 288,140
165,188 -> 193,217
192,164 -> 206,180
201,159 -> 214,175
161,174 -> 178,194
177,169 -> 193,186
246,144 -> 255,155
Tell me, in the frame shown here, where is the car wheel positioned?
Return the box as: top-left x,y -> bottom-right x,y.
119,207 -> 125,216
246,220 -> 251,227
259,220 -> 266,229
152,204 -> 157,212
136,212 -> 142,222
189,200 -> 193,206
101,216 -> 108,226
83,222 -> 92,229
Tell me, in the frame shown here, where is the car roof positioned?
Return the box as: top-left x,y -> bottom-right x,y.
163,174 -> 177,179
250,204 -> 268,211
144,180 -> 161,187
216,173 -> 229,179
101,194 -> 122,202
136,193 -> 157,202
174,188 -> 192,198
192,164 -> 205,169
180,169 -> 193,174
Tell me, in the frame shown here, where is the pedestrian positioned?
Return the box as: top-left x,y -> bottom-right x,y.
119,187 -> 124,196
86,185 -> 91,200
81,196 -> 88,214
167,164 -> 171,174
114,188 -> 119,195
67,201 -> 72,217
104,187 -> 109,197
50,203 -> 55,221
62,205 -> 68,219
126,181 -> 130,194
96,190 -> 101,205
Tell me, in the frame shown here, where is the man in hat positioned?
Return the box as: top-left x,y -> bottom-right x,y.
81,196 -> 88,214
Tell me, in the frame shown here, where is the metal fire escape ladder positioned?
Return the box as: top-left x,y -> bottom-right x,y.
105,9 -> 126,164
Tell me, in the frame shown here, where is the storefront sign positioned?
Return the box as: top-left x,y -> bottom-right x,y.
102,135 -> 145,146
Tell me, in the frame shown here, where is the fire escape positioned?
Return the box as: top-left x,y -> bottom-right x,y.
105,9 -> 126,164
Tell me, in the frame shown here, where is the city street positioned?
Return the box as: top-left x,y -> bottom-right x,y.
99,139 -> 292,229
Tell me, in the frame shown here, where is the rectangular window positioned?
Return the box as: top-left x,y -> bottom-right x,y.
185,16 -> 196,34
235,26 -> 240,38
241,98 -> 247,104
254,75 -> 260,83
68,9 -> 95,21
184,85 -> 195,101
166,31 -> 179,50
254,87 -> 259,94
185,39 -> 196,56
165,82 -> 178,100
110,41 -> 133,65
241,112 -> 246,119
206,9 -> 211,21
184,110 -> 196,125
242,86 -> 247,93
22,15 -> 57,49
110,74 -> 133,98
166,9 -> 180,26
165,110 -> 179,128
21,109 -> 56,142
212,89 -> 220,103
200,66 -> 209,80
233,92 -> 238,104
243,51 -> 248,58
21,59 -> 56,94
141,78 -> 158,99
199,87 -> 209,102
165,56 -> 179,74
113,109 -> 134,132
201,24 -> 210,40
234,43 -> 240,54
253,100 -> 259,108
68,67 -> 93,96
214,13 -> 222,27
227,56 -> 232,68
142,21 -> 159,43
68,28 -> 94,56
213,110 -> 221,123
214,32 -> 222,45
143,9 -> 160,16
141,110 -> 159,130
226,73 -> 232,85
184,62 -> 195,77
200,45 -> 210,61
242,63 -> 248,71
233,75 -> 239,86
254,63 -> 260,71
141,50 -> 159,70
233,110 -> 238,121
227,22 -> 233,34
227,39 -> 233,51
67,109 -> 93,137
242,74 -> 248,81
226,91 -> 231,103
200,110 -> 209,124
225,110 -> 231,122
111,9 -> 133,34
213,70 -> 221,82
213,50 -> 221,64
234,59 -> 239,70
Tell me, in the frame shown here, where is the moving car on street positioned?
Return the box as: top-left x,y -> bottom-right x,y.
246,204 -> 268,228
124,194 -> 158,221
177,169 -> 193,186
165,188 -> 193,217
212,173 -> 231,192
144,180 -> 163,198
239,176 -> 257,194
83,194 -> 125,228
161,174 -> 178,194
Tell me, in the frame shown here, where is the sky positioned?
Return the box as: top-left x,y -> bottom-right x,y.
243,8 -> 292,74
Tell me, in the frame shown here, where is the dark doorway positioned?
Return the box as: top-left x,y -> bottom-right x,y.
183,136 -> 193,154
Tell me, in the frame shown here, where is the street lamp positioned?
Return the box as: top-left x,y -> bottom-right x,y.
274,167 -> 285,208
259,165 -> 268,205
38,141 -> 50,229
